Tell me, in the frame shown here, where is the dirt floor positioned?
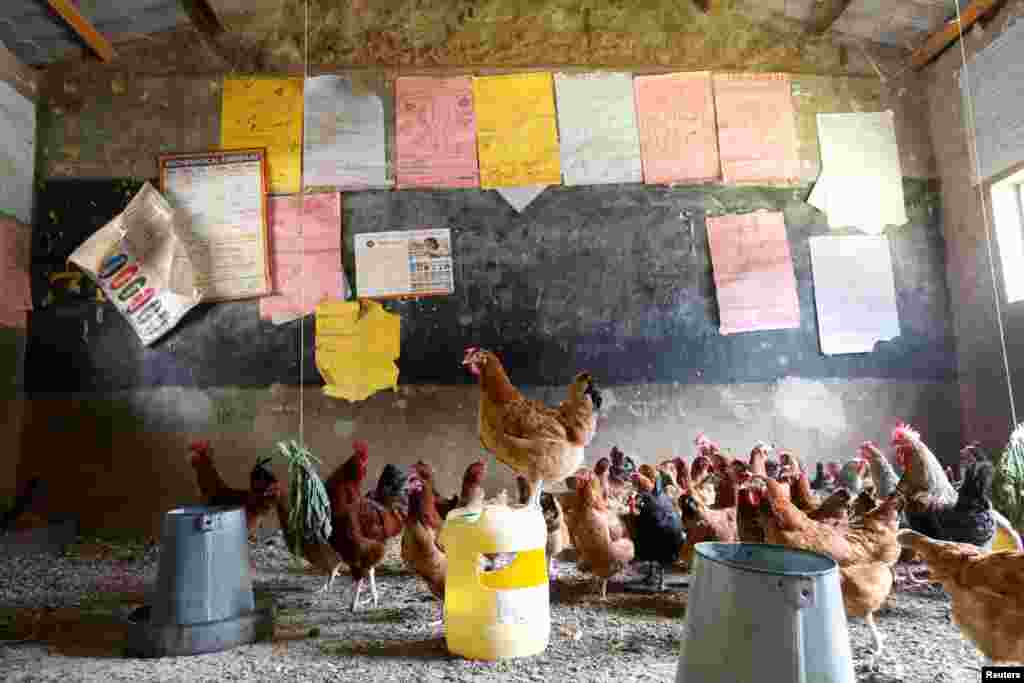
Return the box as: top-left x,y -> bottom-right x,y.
0,532 -> 991,682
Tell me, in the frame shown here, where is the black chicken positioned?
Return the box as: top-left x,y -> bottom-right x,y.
908,460 -> 996,547
609,447 -> 637,488
367,463 -> 409,514
810,462 -> 828,491
631,472 -> 684,591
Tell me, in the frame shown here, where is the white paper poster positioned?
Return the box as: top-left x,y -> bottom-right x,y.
960,19 -> 1024,183
0,81 -> 36,225
808,235 -> 901,355
553,72 -> 643,186
355,228 -> 453,299
304,75 -> 391,190
810,111 -> 908,234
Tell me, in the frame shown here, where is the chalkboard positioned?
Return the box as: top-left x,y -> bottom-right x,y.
25,179 -> 956,394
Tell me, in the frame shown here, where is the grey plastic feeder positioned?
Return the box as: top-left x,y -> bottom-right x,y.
676,543 -> 855,683
126,506 -> 274,657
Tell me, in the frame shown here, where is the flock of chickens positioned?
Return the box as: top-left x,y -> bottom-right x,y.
187,349 -> 1024,668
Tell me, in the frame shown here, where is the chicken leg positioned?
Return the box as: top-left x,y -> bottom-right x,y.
317,565 -> 341,594
351,578 -> 365,612
528,479 -> 544,508
865,612 -> 885,667
368,567 -> 380,608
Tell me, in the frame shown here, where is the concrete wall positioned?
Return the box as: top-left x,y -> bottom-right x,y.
0,43 -> 37,502
16,8 -> 960,536
923,0 -> 1024,453
20,379 -> 960,536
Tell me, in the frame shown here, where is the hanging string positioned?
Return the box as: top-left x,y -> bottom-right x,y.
954,0 -> 1018,428
298,0 -> 310,447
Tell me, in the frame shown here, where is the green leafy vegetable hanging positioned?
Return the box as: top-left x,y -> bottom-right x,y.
274,440 -> 332,556
993,424 -> 1024,532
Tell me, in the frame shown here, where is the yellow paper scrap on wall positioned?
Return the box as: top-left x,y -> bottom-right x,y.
315,299 -> 400,402
472,73 -> 561,188
221,77 -> 304,194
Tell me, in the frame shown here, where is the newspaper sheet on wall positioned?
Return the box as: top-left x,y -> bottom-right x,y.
712,74 -> 800,184
220,77 -> 303,194
706,210 -> 800,335
472,73 -> 562,188
304,75 -> 391,190
553,72 -> 643,186
0,215 -> 32,328
633,71 -> 720,184
69,183 -> 203,346
809,235 -> 901,355
260,192 -> 348,325
355,228 -> 454,299
160,150 -> 271,301
395,76 -> 479,189
315,299 -> 399,402
808,111 -> 908,234
0,80 -> 36,225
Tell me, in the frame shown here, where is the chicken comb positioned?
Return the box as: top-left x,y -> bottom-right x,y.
352,439 -> 369,457
891,423 -> 919,445
189,439 -> 210,453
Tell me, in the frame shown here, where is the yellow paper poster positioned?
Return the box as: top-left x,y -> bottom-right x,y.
315,299 -> 400,401
472,73 -> 561,188
221,77 -> 303,194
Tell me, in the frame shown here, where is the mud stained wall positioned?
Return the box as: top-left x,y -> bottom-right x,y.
923,0 -> 1024,453
15,3 -> 959,535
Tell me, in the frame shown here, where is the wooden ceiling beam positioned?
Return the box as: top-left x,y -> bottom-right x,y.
44,0 -> 116,62
180,0 -> 225,39
810,0 -> 855,34
910,0 -> 1003,70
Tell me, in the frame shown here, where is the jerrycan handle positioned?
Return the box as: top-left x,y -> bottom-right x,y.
779,577 -> 815,609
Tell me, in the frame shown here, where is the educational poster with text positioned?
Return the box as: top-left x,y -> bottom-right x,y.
220,77 -> 303,194
553,72 -> 643,186
355,228 -> 454,299
395,76 -> 479,189
713,73 -> 800,184
472,73 -> 562,188
160,150 -> 270,301
706,210 -> 800,335
634,71 -> 720,184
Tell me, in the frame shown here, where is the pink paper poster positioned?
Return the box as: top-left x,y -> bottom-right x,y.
260,193 -> 345,321
713,74 -> 800,184
0,215 -> 32,328
634,72 -> 720,184
706,210 -> 800,335
395,77 -> 479,189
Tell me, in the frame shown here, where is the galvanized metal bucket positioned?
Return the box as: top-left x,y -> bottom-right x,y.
126,505 -> 272,657
676,543 -> 855,683
151,506 -> 255,625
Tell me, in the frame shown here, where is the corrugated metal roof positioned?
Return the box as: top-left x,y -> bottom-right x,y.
0,0 -> 186,65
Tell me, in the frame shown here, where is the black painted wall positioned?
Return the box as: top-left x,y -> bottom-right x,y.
26,179 -> 955,393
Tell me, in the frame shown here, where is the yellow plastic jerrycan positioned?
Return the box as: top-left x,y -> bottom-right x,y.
438,502 -> 550,660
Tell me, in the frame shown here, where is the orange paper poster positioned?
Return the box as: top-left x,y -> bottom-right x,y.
706,210 -> 800,335
395,77 -> 479,189
713,74 -> 800,184
0,214 -> 32,328
260,193 -> 346,323
634,72 -> 720,184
